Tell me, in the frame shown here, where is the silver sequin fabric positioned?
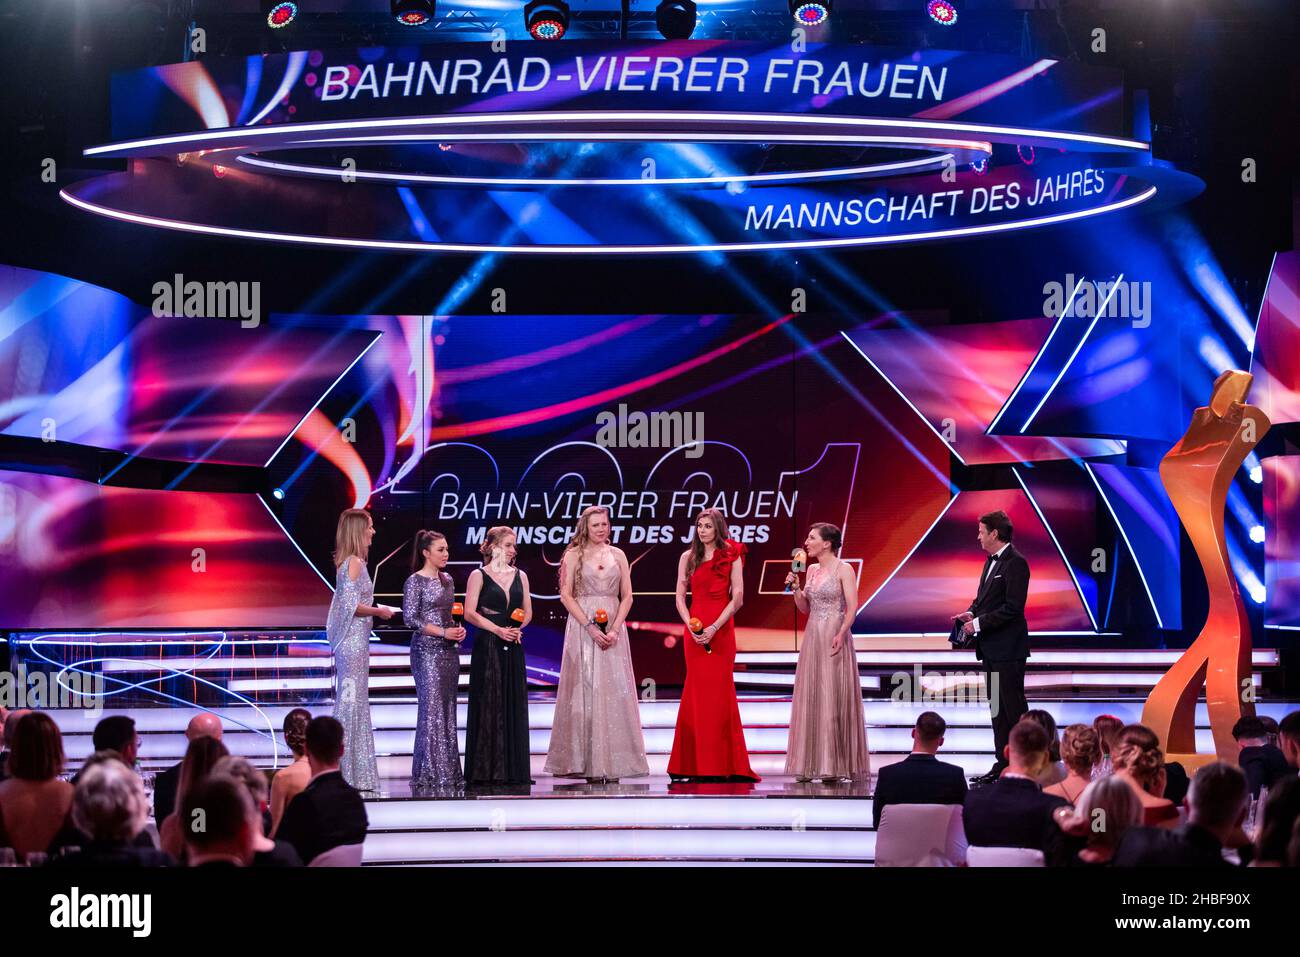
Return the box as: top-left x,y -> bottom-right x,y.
544,557 -> 649,780
403,572 -> 465,795
327,560 -> 379,792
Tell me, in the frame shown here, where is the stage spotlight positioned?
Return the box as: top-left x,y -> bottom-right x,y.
789,0 -> 830,28
656,0 -> 697,39
261,0 -> 299,29
926,0 -> 957,27
272,488 -> 286,501
392,0 -> 435,26
525,0 -> 570,40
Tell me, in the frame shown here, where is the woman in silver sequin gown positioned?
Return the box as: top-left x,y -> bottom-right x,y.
545,506 -> 649,782
403,530 -> 466,795
783,522 -> 870,782
326,508 -> 393,793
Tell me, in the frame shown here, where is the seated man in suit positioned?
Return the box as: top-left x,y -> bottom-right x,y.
275,716 -> 369,865
1234,715 -> 1291,798
153,712 -> 223,828
962,719 -> 1069,864
1111,761 -> 1249,868
872,711 -> 967,829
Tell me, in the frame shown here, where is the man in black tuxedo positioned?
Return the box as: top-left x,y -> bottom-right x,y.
1112,762 -> 1249,868
276,716 -> 369,865
872,711 -> 967,829
953,509 -> 1030,784
962,719 -> 1069,864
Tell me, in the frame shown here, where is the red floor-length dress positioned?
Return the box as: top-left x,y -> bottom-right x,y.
667,540 -> 760,780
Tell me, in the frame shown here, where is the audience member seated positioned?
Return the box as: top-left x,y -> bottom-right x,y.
1057,776 -> 1141,866
215,755 -> 303,867
1231,716 -> 1288,799
1162,761 -> 1191,807
1250,775 -> 1300,867
0,712 -> 74,863
1273,711 -> 1300,771
154,712 -> 224,829
963,719 -> 1069,864
276,716 -> 369,866
1023,709 -> 1067,787
71,716 -> 140,786
871,711 -> 967,829
160,736 -> 229,861
1258,715 -> 1280,748
1112,761 -> 1249,867
1045,724 -> 1099,805
181,775 -> 257,868
0,708 -> 32,783
47,759 -> 174,868
1091,714 -> 1123,781
1111,724 -> 1178,827
269,708 -> 313,837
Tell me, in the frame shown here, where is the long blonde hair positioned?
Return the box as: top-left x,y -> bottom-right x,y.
333,508 -> 372,568
561,506 -> 610,585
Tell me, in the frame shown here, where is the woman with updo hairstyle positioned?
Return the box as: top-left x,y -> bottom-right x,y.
1091,713 -> 1124,780
1111,723 -> 1179,827
1024,709 -> 1067,786
269,708 -> 312,836
462,526 -> 533,789
403,530 -> 467,795
783,522 -> 871,783
1046,724 -> 1101,805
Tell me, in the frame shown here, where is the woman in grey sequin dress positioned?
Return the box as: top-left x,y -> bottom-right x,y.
326,508 -> 394,793
403,530 -> 466,795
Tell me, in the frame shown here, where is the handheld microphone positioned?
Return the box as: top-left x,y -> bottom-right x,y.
689,616 -> 713,655
785,548 -> 807,593
451,602 -> 464,628
594,609 -> 609,634
508,607 -> 526,648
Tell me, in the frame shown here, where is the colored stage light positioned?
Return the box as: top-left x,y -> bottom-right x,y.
1251,525 -> 1265,544
927,0 -> 957,26
1018,144 -> 1036,164
656,0 -> 696,39
272,487 -> 286,501
261,1 -> 299,29
790,0 -> 830,27
526,0 -> 569,40
970,156 -> 988,175
391,0 -> 435,26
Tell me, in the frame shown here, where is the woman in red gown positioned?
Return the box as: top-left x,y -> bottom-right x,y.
668,508 -> 759,781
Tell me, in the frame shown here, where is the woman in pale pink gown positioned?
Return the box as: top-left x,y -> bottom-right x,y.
545,506 -> 649,782
783,522 -> 870,782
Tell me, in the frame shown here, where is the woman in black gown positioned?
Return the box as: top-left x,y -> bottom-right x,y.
463,525 -> 533,790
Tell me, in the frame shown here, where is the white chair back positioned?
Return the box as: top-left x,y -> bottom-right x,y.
308,843 -> 366,867
966,845 -> 1045,867
875,804 -> 967,867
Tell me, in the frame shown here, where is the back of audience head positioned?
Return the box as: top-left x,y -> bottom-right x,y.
1278,711 -> 1300,768
1187,762 -> 1248,839
181,775 -> 256,864
8,711 -> 65,781
1076,776 -> 1141,854
72,758 -> 150,845
214,755 -> 269,826
1232,715 -> 1272,747
178,736 -> 229,805
185,712 -> 224,743
1024,709 -> 1061,762
1006,718 -> 1051,775
92,715 -> 138,767
305,715 -> 346,773
1254,775 -> 1300,866
912,711 -> 946,753
2,708 -> 33,750
1092,714 -> 1123,757
1060,724 -> 1101,778
283,708 -> 311,758
1258,715 -> 1279,748
1112,723 -> 1165,792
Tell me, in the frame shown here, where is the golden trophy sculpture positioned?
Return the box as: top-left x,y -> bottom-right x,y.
1142,370 -> 1270,768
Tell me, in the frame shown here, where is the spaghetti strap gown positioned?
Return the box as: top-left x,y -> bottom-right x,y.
327,561 -> 379,792
403,571 -> 464,795
464,569 -> 531,787
785,562 -> 871,780
668,540 -> 759,780
544,557 -> 649,780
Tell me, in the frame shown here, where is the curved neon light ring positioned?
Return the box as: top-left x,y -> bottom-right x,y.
82,110 -> 1151,158
237,148 -> 963,188
61,184 -> 1159,256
